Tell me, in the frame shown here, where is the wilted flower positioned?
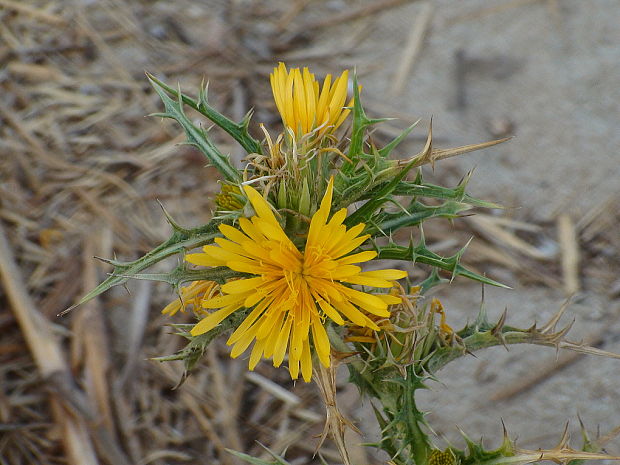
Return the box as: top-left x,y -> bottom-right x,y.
162,280 -> 220,317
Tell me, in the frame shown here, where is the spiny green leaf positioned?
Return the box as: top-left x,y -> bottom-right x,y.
344,159 -> 417,227
63,219 -> 230,315
418,269 -> 448,294
364,174 -> 503,209
147,73 -> 262,155
368,404 -> 400,458
367,200 -> 473,236
116,266 -> 245,286
375,243 -> 508,288
342,73 -> 386,175
148,75 -> 240,181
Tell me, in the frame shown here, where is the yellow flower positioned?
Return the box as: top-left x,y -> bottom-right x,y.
185,178 -> 406,381
270,62 -> 351,139
162,280 -> 220,316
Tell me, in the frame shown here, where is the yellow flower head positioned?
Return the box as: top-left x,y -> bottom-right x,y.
215,183 -> 244,211
270,62 -> 351,140
185,178 -> 406,381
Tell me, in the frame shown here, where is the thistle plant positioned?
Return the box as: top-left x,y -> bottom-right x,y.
71,63 -> 620,465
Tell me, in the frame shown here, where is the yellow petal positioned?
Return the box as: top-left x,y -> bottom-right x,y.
249,338 -> 267,370
283,69 -> 295,130
244,291 -> 264,308
316,296 -> 345,325
334,95 -> 354,130
161,298 -> 182,316
326,223 -> 366,257
262,311 -> 286,358
327,208 -> 347,228
190,304 -> 241,336
202,293 -> 247,309
330,234 -> 370,259
339,286 -> 389,314
329,264 -> 362,279
292,68 -> 305,134
316,74 -> 332,126
289,356 -> 300,380
311,314 -> 330,367
185,252 -> 221,267
257,308 -> 285,343
341,275 -> 395,288
201,245 -> 244,264
221,277 -> 265,294
337,250 -> 377,265
306,178 -> 334,247
359,269 -> 408,280
243,184 -> 280,227
227,299 -> 271,344
332,299 -> 368,327
300,340 -> 313,382
227,260 -> 266,275
377,294 -> 402,305
306,277 -> 343,303
273,316 -> 293,367
290,317 -> 306,362
219,224 -> 250,245
254,217 -> 290,244
303,67 -> 316,131
238,217 -> 266,243
229,322 -> 260,358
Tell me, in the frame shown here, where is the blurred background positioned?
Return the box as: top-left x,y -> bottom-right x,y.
1,1 -> 619,464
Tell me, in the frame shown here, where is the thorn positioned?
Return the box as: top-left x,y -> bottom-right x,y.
458,170 -> 473,190
577,414 -> 590,443
418,224 -> 426,246
241,108 -> 254,128
558,422 -> 571,448
539,298 -> 572,334
455,236 -> 473,261
57,303 -> 79,317
93,255 -> 125,267
501,418 -> 509,439
147,111 -> 170,119
427,118 -> 435,170
492,308 -> 509,350
157,199 -> 189,234
492,308 -> 508,333
172,370 -> 189,390
198,78 -> 209,106
552,319 -> 575,348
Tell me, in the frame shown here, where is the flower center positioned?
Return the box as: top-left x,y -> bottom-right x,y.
301,246 -> 333,278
